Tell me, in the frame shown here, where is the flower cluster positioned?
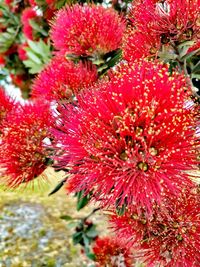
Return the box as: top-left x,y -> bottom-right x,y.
123,0 -> 200,61
92,236 -> 132,267
0,102 -> 52,187
111,187 -> 200,266
51,4 -> 125,57
131,0 -> 200,44
55,60 -> 199,213
31,56 -> 98,101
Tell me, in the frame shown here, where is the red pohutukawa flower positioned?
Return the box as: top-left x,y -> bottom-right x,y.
51,4 -> 125,57
0,87 -> 13,125
55,60 -> 199,213
17,43 -> 28,61
130,0 -> 200,45
92,236 -> 132,267
28,0 -> 37,7
122,27 -> 161,62
110,187 -> 200,266
0,101 -> 52,187
21,7 -> 37,40
31,56 -> 98,100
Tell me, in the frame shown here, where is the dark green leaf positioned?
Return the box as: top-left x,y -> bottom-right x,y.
48,177 -> 68,196
116,204 -> 126,216
86,253 -> 96,261
192,60 -> 200,74
72,232 -> 83,245
76,190 -> 92,211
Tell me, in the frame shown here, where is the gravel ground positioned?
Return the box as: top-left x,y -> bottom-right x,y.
0,169 -> 98,267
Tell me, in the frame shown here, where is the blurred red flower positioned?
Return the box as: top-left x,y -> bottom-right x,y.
92,236 -> 132,267
21,7 -> 37,40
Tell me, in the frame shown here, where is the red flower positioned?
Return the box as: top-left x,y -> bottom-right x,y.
4,0 -> 12,6
0,87 -> 13,125
130,0 -> 200,44
54,60 -> 199,213
123,27 -> 161,61
17,43 -> 28,61
0,101 -> 52,187
21,8 -> 37,40
51,4 -> 125,57
31,56 -> 98,100
28,0 -> 37,6
187,40 -> 200,54
0,55 -> 5,66
111,187 -> 200,267
92,236 -> 132,267
45,0 -> 56,7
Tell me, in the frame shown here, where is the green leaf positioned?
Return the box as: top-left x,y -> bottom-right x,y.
26,50 -> 42,64
23,59 -> 42,74
192,60 -> 200,74
181,48 -> 200,61
82,234 -> 90,247
72,232 -> 83,245
29,19 -> 48,37
192,73 -> 200,80
86,252 -> 96,261
177,40 -> 195,49
0,27 -> 16,53
85,225 -> 98,238
55,0 -> 70,9
27,40 -> 41,54
27,39 -> 52,60
48,177 -> 68,196
116,204 -> 126,216
24,39 -> 52,74
177,40 -> 195,58
66,221 -> 78,229
76,190 -> 92,211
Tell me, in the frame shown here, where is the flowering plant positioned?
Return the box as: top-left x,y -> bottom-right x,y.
0,0 -> 200,266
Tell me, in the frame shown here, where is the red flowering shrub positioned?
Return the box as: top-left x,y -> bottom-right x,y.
0,1 -> 199,265
51,4 -> 125,57
111,187 -> 200,266
92,236 -> 132,267
31,56 -> 98,100
0,101 -> 52,187
54,60 -> 199,213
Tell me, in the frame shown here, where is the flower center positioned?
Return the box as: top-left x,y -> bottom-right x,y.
137,161 -> 149,172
